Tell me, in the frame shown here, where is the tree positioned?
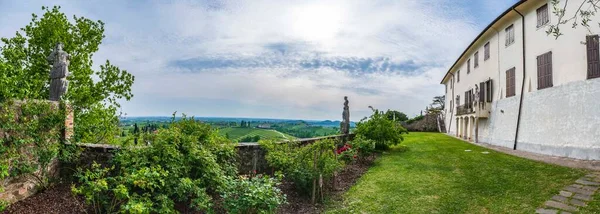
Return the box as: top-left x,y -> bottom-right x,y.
384,110 -> 408,122
428,95 -> 445,114
548,0 -> 600,38
0,6 -> 134,144
355,107 -> 407,150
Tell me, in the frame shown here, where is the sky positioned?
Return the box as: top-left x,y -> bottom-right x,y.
0,0 -> 518,121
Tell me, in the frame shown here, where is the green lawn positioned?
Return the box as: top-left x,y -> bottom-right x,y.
327,132 -> 589,213
218,127 -> 295,141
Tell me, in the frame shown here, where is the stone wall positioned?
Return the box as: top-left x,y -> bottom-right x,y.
0,101 -> 71,204
64,134 -> 356,177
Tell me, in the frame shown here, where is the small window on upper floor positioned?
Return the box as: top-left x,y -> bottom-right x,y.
484,42 -> 490,61
474,52 -> 479,68
505,24 -> 515,47
457,70 -> 460,82
467,59 -> 471,74
537,4 -> 549,28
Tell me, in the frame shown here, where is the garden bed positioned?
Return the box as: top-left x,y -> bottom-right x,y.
3,156 -> 376,214
3,183 -> 86,214
277,155 -> 376,214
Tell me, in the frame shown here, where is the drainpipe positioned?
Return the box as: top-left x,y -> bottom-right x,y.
513,8 -> 526,150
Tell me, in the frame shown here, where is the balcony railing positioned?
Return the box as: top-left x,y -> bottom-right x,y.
456,104 -> 475,116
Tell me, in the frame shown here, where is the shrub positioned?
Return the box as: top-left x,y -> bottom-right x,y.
72,115 -> 238,213
261,139 -> 342,201
355,107 -> 407,150
337,144 -> 356,164
220,174 -> 287,214
349,135 -> 376,161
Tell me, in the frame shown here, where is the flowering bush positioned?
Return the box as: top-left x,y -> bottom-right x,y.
349,135 -> 377,161
337,144 -> 357,163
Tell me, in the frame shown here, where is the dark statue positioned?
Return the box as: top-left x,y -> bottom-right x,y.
341,96 -> 350,136
47,43 -> 70,101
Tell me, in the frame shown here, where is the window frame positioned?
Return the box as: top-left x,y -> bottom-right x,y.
474,51 -> 479,68
467,59 -> 471,74
484,42 -> 490,61
536,4 -> 549,28
505,24 -> 515,47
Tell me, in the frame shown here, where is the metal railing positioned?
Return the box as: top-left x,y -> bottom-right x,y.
456,104 -> 475,116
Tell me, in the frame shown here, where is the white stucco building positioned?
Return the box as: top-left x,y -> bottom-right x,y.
441,0 -> 600,160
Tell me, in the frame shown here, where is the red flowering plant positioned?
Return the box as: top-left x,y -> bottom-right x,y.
337,144 -> 357,164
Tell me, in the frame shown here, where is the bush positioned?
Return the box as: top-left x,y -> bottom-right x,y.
220,174 -> 287,214
349,135 -> 376,161
261,139 -> 342,200
72,115 -> 238,213
355,107 -> 407,150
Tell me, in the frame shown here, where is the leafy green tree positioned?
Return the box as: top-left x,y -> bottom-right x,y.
356,107 -> 407,150
0,6 -> 134,144
385,110 -> 408,122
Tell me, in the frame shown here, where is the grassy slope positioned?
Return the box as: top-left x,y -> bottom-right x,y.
327,132 -> 588,214
219,127 -> 295,141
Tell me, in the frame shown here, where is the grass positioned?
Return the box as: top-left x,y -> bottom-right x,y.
218,127 -> 296,141
326,132 -> 589,213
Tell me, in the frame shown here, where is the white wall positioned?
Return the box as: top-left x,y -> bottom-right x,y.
443,0 -> 600,160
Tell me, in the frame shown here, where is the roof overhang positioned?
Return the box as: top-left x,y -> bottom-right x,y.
440,0 -> 528,84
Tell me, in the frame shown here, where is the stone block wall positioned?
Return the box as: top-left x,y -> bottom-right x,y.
0,101 -> 72,204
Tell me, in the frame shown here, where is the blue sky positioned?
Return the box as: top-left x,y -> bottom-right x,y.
0,0 -> 518,121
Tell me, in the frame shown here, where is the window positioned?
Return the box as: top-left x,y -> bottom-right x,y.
537,4 -> 549,27
450,100 -> 453,113
474,52 -> 479,68
587,35 -> 600,79
506,68 -> 516,97
537,51 -> 553,89
505,25 -> 515,46
484,42 -> 490,60
457,70 -> 460,82
467,59 -> 471,74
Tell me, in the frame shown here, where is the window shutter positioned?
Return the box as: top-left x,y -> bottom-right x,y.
506,68 -> 516,97
486,79 -> 493,102
587,35 -> 600,79
537,52 -> 553,89
479,82 -> 485,102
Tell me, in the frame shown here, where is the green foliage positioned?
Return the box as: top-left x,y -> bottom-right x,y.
384,110 -> 408,122
0,100 -> 65,190
0,199 -> 8,212
220,175 -> 287,214
239,135 -> 261,142
72,115 -> 238,213
0,6 -> 134,144
261,139 -> 342,199
406,115 -> 425,125
355,107 -> 406,150
349,135 -> 376,161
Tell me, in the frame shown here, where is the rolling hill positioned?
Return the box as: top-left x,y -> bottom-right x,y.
218,127 -> 296,142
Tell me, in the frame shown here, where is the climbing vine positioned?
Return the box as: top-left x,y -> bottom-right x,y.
0,100 -> 65,191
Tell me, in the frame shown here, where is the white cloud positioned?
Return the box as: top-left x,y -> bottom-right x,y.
0,0 -> 493,120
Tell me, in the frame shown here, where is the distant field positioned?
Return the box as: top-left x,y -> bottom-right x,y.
218,127 -> 296,141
